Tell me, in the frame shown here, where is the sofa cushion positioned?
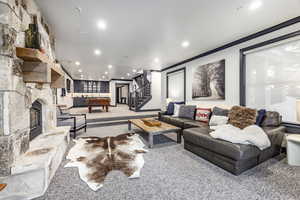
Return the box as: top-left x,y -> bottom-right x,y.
228,106 -> 257,129
263,126 -> 285,146
212,107 -> 229,116
159,115 -> 196,129
178,105 -> 196,120
184,121 -> 209,129
169,117 -> 195,128
183,127 -> 261,160
195,108 -> 212,123
261,111 -> 281,127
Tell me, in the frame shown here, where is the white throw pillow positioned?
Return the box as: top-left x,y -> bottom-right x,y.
172,104 -> 181,117
209,115 -> 228,126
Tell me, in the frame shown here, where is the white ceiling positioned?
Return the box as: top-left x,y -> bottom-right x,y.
35,0 -> 300,80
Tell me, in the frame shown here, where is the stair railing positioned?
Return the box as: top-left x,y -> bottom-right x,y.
129,82 -> 151,111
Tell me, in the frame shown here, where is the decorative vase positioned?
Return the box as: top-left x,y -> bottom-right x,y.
25,16 -> 41,49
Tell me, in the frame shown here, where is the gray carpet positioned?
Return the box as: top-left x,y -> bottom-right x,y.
35,125 -> 300,200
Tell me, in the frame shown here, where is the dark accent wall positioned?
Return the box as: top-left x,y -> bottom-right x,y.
73,80 -> 110,93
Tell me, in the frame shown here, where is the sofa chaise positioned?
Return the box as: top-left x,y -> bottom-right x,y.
158,111 -> 285,175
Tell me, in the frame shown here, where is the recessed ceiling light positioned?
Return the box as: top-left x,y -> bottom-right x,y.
108,65 -> 113,69
249,0 -> 262,10
102,75 -> 105,79
78,69 -> 82,73
127,73 -> 130,76
105,71 -> 108,75
75,61 -> 80,66
181,41 -> 190,48
94,49 -> 102,55
154,58 -> 159,63
121,77 -> 124,79
132,69 -> 137,73
97,20 -> 107,30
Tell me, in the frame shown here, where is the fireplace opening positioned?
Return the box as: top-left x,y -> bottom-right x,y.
30,100 -> 43,141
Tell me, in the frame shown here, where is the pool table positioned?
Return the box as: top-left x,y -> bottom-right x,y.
86,98 -> 111,113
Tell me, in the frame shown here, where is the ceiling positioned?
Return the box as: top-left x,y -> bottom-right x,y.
35,0 -> 300,80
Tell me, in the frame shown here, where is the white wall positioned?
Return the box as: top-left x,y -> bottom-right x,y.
142,71 -> 162,110
110,80 -> 133,106
56,72 -> 73,108
161,22 -> 300,109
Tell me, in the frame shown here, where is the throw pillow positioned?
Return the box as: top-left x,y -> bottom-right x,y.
195,108 -> 212,123
178,105 -> 197,120
261,111 -> 281,127
209,115 -> 228,126
212,107 -> 229,116
172,104 -> 181,117
256,109 -> 266,126
165,102 -> 175,115
228,106 -> 257,129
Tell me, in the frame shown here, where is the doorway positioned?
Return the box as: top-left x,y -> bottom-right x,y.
116,83 -> 130,106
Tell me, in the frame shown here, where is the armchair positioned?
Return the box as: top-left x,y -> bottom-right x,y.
56,106 -> 87,138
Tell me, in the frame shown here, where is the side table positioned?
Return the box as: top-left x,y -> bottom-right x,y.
286,134 -> 300,166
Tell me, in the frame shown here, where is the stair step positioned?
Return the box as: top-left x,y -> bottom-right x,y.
87,114 -> 158,127
88,120 -> 128,128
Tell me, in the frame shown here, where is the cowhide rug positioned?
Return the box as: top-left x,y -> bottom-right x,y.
65,133 -> 148,191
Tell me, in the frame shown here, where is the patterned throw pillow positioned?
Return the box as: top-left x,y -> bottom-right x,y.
228,106 -> 257,129
195,108 -> 212,123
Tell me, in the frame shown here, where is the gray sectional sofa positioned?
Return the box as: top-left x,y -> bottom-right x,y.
158,111 -> 285,175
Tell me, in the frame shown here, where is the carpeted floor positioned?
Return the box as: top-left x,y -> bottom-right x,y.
35,125 -> 300,200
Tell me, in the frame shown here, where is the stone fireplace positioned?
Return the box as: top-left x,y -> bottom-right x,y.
0,1 -> 71,199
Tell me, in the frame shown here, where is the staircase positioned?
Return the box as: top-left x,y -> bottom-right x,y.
129,82 -> 152,111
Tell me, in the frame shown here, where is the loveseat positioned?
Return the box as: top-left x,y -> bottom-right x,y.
158,109 -> 285,175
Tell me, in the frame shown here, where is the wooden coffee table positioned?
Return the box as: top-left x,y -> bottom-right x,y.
128,118 -> 181,148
